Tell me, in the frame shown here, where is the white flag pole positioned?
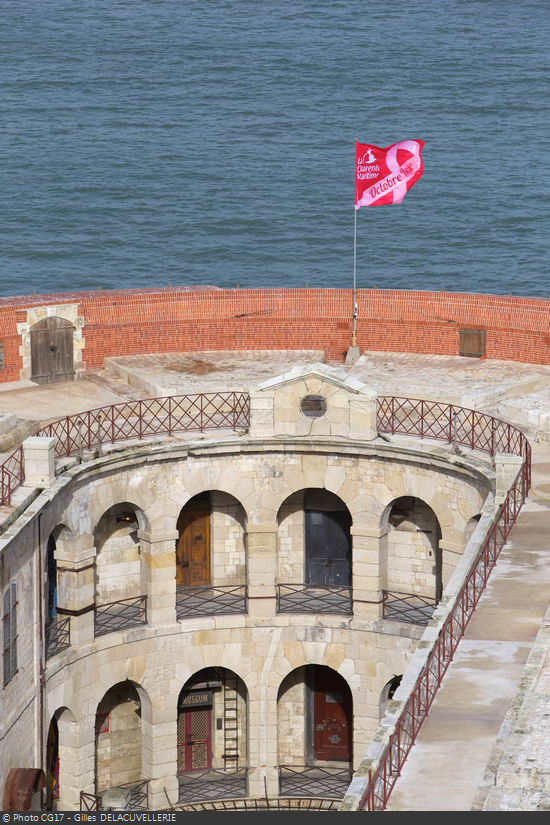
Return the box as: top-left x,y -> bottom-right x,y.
352,136 -> 358,349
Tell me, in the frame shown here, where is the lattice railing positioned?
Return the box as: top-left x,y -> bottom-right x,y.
178,797 -> 341,811
178,768 -> 248,804
0,394 -> 530,508
0,392 -> 249,506
45,616 -> 71,660
279,766 -> 352,799
80,780 -> 149,811
176,585 -> 247,619
382,590 -> 438,626
277,584 -> 352,615
359,460 -> 529,811
94,595 -> 148,637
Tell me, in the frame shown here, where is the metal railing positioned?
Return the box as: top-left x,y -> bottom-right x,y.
377,396 -> 531,490
382,590 -> 438,626
45,616 -> 71,660
359,459 -> 529,810
0,394 -> 530,507
0,392 -> 249,505
277,583 -> 352,615
178,768 -> 248,804
176,584 -> 247,619
177,797 -> 340,811
279,766 -> 352,799
94,595 -> 148,637
80,779 -> 149,811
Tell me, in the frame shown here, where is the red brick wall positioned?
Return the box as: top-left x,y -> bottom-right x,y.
2,286 -> 550,382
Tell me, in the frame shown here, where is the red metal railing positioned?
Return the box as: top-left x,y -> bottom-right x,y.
0,392 -> 249,505
359,398 -> 531,810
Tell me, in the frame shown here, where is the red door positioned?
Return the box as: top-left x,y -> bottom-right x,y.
312,669 -> 352,762
177,707 -> 212,772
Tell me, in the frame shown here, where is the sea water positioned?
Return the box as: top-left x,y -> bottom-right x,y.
1,0 -> 549,298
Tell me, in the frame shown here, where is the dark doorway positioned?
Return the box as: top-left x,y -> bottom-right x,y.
46,717 -> 59,808
30,317 -> 74,385
305,501 -> 352,587
46,535 -> 57,625
176,493 -> 211,586
308,666 -> 352,763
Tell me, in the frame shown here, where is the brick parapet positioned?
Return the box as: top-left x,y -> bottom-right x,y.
2,286 -> 550,382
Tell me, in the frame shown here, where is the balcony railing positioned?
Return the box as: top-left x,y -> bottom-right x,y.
80,779 -> 149,811
279,766 -> 352,799
45,616 -> 71,660
94,595 -> 148,637
382,590 -> 438,626
277,584 -> 352,615
176,585 -> 247,620
177,797 -> 340,811
178,768 -> 248,804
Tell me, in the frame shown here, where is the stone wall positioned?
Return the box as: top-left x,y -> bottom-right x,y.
0,435 -> 492,809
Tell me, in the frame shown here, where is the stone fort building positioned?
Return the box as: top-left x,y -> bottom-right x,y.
0,287 -> 547,811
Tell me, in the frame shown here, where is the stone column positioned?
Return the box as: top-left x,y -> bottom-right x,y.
246,524 -> 278,618
495,453 -> 524,505
56,712 -> 95,810
351,525 -> 388,621
138,529 -> 179,627
142,694 -> 179,810
54,533 -> 96,646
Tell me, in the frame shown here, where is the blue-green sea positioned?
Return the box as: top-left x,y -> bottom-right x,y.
1,0 -> 549,298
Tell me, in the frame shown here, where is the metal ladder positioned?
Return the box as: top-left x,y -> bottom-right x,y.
223,670 -> 239,767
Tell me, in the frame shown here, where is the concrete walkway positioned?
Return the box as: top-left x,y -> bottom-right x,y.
386,443 -> 550,811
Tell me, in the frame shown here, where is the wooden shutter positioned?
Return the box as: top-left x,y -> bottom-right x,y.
459,329 -> 486,358
10,583 -> 17,680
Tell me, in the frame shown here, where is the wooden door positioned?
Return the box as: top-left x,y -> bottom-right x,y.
30,317 -> 74,385
459,328 -> 486,358
305,510 -> 352,586
176,495 -> 211,586
177,707 -> 212,772
312,669 -> 352,762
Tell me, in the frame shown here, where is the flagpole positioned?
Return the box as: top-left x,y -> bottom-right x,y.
352,135 -> 358,349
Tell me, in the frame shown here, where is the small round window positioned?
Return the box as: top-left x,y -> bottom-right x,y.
301,395 -> 327,418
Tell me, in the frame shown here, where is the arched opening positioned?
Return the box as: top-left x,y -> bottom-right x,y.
95,682 -> 142,800
277,489 -> 352,614
177,668 -> 248,804
379,675 -> 403,718
45,716 -> 59,810
94,504 -> 141,605
176,492 -> 247,619
45,707 -> 78,811
386,496 -> 442,605
30,316 -> 74,385
46,533 -> 57,627
277,665 -> 352,798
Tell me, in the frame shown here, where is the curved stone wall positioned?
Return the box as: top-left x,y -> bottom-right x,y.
0,434 -> 491,809
2,287 -> 550,382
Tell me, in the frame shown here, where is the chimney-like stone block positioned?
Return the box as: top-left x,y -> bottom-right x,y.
495,453 -> 524,504
22,435 -> 56,488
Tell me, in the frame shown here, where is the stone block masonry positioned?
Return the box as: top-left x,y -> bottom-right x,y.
3,287 -> 550,382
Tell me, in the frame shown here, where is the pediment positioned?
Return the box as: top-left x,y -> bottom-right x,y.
255,362 -> 375,398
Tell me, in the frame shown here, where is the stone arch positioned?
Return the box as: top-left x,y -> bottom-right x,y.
276,488 -> 352,591
45,705 -> 77,811
277,664 -> 353,779
93,503 -> 143,606
88,490 -> 150,536
176,668 -> 248,803
379,675 -> 403,719
383,496 -> 443,602
94,680 -> 145,796
175,490 -> 247,590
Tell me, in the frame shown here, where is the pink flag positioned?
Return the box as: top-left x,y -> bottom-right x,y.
355,140 -> 425,209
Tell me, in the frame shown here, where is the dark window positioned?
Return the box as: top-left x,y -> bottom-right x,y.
0,343 -> 4,370
301,395 -> 327,418
459,329 -> 486,358
3,582 -> 17,686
